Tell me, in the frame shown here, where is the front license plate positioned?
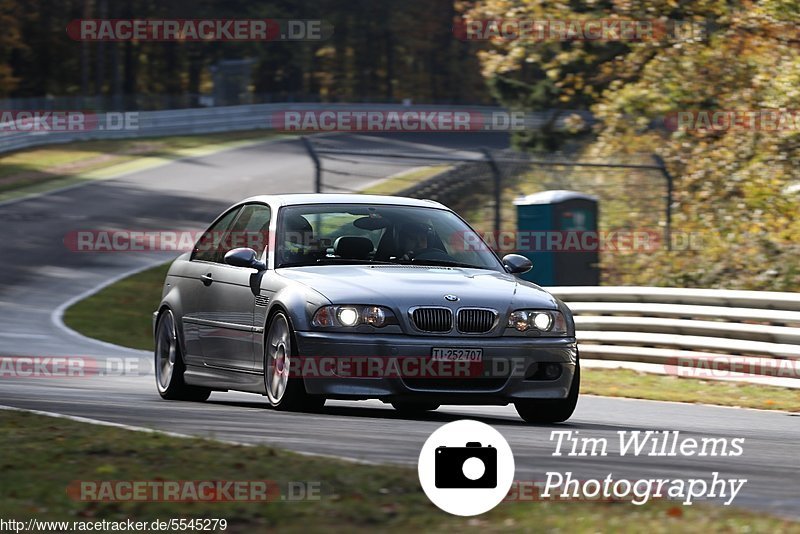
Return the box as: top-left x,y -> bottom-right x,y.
431,348 -> 483,362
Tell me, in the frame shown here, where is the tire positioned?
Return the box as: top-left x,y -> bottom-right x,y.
264,311 -> 325,412
391,401 -> 440,414
154,309 -> 211,402
514,363 -> 580,424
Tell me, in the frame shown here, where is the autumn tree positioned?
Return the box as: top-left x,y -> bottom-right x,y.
461,0 -> 800,289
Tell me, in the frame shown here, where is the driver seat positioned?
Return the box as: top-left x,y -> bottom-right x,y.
282,214 -> 314,264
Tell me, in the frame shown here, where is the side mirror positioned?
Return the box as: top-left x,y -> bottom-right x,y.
502,254 -> 532,275
224,248 -> 267,271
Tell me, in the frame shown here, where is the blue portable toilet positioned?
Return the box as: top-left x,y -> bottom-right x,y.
514,190 -> 600,285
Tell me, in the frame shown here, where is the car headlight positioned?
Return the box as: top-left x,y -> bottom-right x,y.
312,305 -> 396,328
337,307 -> 360,326
507,309 -> 567,335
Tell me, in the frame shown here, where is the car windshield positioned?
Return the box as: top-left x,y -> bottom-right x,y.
276,204 -> 503,271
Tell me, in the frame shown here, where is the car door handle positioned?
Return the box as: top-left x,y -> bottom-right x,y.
200,273 -> 213,286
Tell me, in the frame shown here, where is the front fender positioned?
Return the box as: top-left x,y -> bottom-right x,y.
265,284 -> 330,331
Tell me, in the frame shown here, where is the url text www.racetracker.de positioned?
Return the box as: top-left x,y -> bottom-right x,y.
514,430 -> 748,506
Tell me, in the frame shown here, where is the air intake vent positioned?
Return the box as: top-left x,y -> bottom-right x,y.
369,265 -> 453,270
457,308 -> 497,333
411,307 -> 452,333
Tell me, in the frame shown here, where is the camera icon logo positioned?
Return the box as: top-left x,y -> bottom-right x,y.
418,420 -> 515,516
435,442 -> 497,489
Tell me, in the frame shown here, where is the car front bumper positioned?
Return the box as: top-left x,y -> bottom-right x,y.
294,331 -> 578,404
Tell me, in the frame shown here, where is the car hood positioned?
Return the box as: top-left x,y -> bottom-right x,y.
277,264 -> 558,311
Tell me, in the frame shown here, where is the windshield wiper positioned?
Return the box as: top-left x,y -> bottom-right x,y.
316,258 -> 395,265
399,258 -> 490,269
278,258 -> 395,268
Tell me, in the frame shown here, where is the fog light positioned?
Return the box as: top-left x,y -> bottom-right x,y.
543,363 -> 562,380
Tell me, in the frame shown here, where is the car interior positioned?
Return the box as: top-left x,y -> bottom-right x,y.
278,211 -> 454,266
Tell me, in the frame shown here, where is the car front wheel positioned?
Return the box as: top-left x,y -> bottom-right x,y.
155,309 -> 211,402
264,311 -> 325,412
514,364 -> 580,424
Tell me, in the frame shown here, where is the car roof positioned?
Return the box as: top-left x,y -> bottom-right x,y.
239,193 -> 448,209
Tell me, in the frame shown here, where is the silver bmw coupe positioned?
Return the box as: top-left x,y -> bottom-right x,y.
154,194 -> 579,423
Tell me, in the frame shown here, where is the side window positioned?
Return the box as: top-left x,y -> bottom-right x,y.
225,203 -> 272,257
191,207 -> 241,263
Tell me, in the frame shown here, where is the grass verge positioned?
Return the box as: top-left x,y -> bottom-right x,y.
0,130 -> 288,202
360,165 -> 451,195
63,262 -> 171,351
583,368 -> 799,411
64,262 -> 800,411
1,410 -> 796,532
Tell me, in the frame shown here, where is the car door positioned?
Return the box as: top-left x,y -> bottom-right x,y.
179,206 -> 242,368
193,203 -> 272,371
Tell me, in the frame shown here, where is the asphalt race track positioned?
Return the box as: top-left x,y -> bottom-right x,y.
0,132 -> 797,519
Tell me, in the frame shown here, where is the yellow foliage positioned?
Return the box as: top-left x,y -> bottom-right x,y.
461,0 -> 800,290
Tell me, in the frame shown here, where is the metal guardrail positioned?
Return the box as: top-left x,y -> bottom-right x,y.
0,103 -> 524,155
549,286 -> 800,381
0,104 -> 274,154
0,103 -> 594,155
